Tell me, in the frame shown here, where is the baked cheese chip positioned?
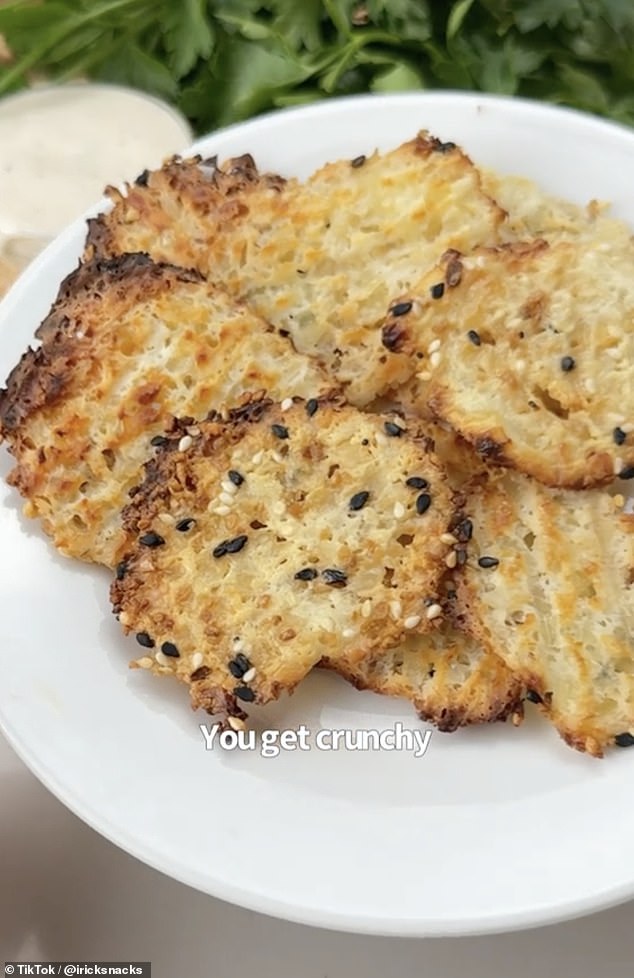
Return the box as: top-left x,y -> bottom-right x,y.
381,238 -> 634,488
112,396 -> 457,720
0,254 -> 330,566
457,471 -> 634,756
85,135 -> 505,404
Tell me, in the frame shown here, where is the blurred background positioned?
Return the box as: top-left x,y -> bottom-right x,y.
0,0 -> 633,293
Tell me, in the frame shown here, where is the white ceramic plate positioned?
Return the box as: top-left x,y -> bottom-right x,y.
1,93 -> 634,938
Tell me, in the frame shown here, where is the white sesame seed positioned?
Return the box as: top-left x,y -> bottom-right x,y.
445,550 -> 458,569
584,378 -> 596,394
272,451 -> 284,464
404,615 -> 421,630
76,331 -> 84,339
342,627 -> 356,638
430,351 -> 442,369
272,500 -> 286,515
220,408 -> 230,421
158,512 -> 174,525
136,656 -> 153,669
232,637 -> 244,650
252,450 -> 264,464
440,532 -> 457,545
221,480 -> 238,494
606,347 -> 620,359
214,505 -> 231,516
191,652 -> 204,670
281,397 -> 294,411
427,338 -> 441,354
417,370 -> 432,381
361,599 -> 372,618
228,716 -> 246,732
624,497 -> 634,515
613,494 -> 625,508
389,599 -> 402,620
622,423 -> 634,434
426,603 -> 443,621
178,435 -> 193,452
219,492 -> 235,505
614,456 -> 624,476
187,426 -> 201,436
515,359 -> 526,373
119,612 -> 130,626
242,667 -> 256,683
155,651 -> 171,667
393,501 -> 405,518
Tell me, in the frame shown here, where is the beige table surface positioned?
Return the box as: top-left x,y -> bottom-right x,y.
1,733 -> 633,976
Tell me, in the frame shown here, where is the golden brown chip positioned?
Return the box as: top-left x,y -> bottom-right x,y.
322,615 -> 524,731
85,134 -> 505,404
112,396 -> 458,720
380,237 -> 634,488
456,471 -> 634,756
0,254 -> 329,566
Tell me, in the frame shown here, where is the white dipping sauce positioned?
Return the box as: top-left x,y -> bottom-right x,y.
0,83 -> 192,240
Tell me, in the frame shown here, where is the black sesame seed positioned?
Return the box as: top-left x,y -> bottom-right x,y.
139,531 -> 165,548
294,567 -> 318,581
467,329 -> 481,346
613,427 -> 627,446
437,140 -> 456,153
619,465 -> 634,480
135,168 -> 150,187
615,732 -> 634,748
161,641 -> 180,658
212,535 -> 248,558
234,685 -> 256,702
150,434 -> 169,447
560,355 -> 576,372
384,421 -> 405,437
456,548 -> 468,566
115,560 -> 127,581
390,301 -> 413,317
228,653 -> 251,678
225,534 -> 248,554
136,631 -> 154,649
271,423 -> 289,439
406,476 -> 428,490
306,398 -> 319,417
430,283 -> 445,300
478,555 -> 500,569
525,689 -> 542,704
416,493 -> 432,515
175,517 -> 196,532
361,438 -> 369,446
228,469 -> 244,486
349,490 -> 370,511
351,154 -> 366,168
322,568 -> 348,587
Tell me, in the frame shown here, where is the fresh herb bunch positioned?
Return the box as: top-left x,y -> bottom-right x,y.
0,0 -> 633,134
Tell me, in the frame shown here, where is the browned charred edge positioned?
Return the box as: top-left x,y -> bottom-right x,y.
319,656 -> 523,731
85,152 -> 287,260
0,254 -> 203,436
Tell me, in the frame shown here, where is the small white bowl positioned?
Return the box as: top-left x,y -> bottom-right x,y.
0,82 -> 192,260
